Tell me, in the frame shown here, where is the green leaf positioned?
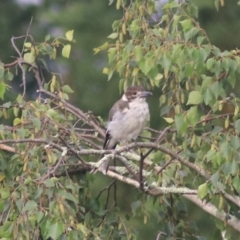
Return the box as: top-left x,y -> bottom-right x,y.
37,211 -> 44,223
108,47 -> 117,63
0,221 -> 13,238
233,176 -> 240,193
186,106 -> 200,126
24,52 -> 35,63
44,179 -> 55,188
62,92 -> 69,100
160,105 -> 171,116
46,109 -> 58,118
210,172 -> 219,187
202,88 -> 213,105
107,69 -> 114,81
161,55 -> 171,70
23,200 -> 37,211
62,85 -> 74,93
201,75 -> 212,91
32,118 -> 41,129
230,161 -> 239,175
222,58 -> 230,73
206,58 -> 215,70
206,150 -> 216,162
107,33 -> 118,39
58,191 -> 78,204
162,0 -> 179,9
45,34 -> 51,41
0,81 -> 6,100
17,128 -> 26,138
138,59 -> 152,75
197,36 -> 205,45
229,59 -> 238,72
62,44 -> 71,58
184,27 -> 200,42
133,46 -> 143,62
210,82 -> 223,99
5,71 -> 14,81
131,200 -> 141,210
175,114 -> 187,134
235,119 -> 240,133
47,221 -> 65,240
3,102 -> 11,108
230,136 -> 240,150
187,91 -> 203,105
65,30 -> 74,41
180,19 -> 192,31
220,142 -> 230,159
1,188 -> 10,199
198,183 -> 207,199
199,46 -> 211,62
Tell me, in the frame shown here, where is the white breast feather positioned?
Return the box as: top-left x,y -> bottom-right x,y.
107,98 -> 149,144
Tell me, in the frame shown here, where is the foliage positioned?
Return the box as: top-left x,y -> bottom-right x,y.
0,0 -> 240,240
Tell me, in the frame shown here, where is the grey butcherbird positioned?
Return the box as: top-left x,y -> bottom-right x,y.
101,86 -> 152,174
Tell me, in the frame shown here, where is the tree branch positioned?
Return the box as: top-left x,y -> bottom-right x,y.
183,194 -> 240,233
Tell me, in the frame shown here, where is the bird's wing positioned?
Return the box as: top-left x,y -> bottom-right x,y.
103,99 -> 129,149
108,99 -> 129,121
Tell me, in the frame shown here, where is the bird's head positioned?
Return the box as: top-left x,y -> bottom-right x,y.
122,86 -> 152,102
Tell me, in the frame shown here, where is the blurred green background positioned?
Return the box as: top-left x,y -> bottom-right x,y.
1,0 -> 240,239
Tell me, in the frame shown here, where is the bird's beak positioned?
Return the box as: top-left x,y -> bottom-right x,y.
140,91 -> 152,98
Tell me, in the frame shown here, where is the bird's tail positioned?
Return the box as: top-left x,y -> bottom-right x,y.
100,154 -> 109,175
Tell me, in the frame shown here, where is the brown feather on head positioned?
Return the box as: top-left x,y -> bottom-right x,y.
125,86 -> 152,101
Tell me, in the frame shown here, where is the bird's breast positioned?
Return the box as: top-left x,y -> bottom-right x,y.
107,101 -> 149,142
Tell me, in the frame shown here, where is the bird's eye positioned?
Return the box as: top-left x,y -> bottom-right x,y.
132,92 -> 137,96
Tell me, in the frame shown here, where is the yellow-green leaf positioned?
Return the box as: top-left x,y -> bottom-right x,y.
163,117 -> 174,123
62,44 -> 71,58
13,118 -> 22,126
108,33 -> 118,39
155,73 -> 163,81
24,42 -> 32,48
62,85 -> 74,94
198,183 -> 208,199
50,75 -> 56,93
0,81 -> 6,100
24,52 -> 35,63
0,173 -> 5,181
65,30 -> 74,41
103,68 -> 109,74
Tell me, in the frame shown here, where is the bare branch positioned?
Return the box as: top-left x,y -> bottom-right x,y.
0,138 -> 62,152
39,147 -> 67,181
0,144 -> 17,153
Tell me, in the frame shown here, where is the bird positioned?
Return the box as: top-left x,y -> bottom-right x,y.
101,85 -> 152,174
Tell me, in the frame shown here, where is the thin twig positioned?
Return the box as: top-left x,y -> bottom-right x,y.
156,231 -> 167,240
58,136 -> 86,164
37,89 -> 105,137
